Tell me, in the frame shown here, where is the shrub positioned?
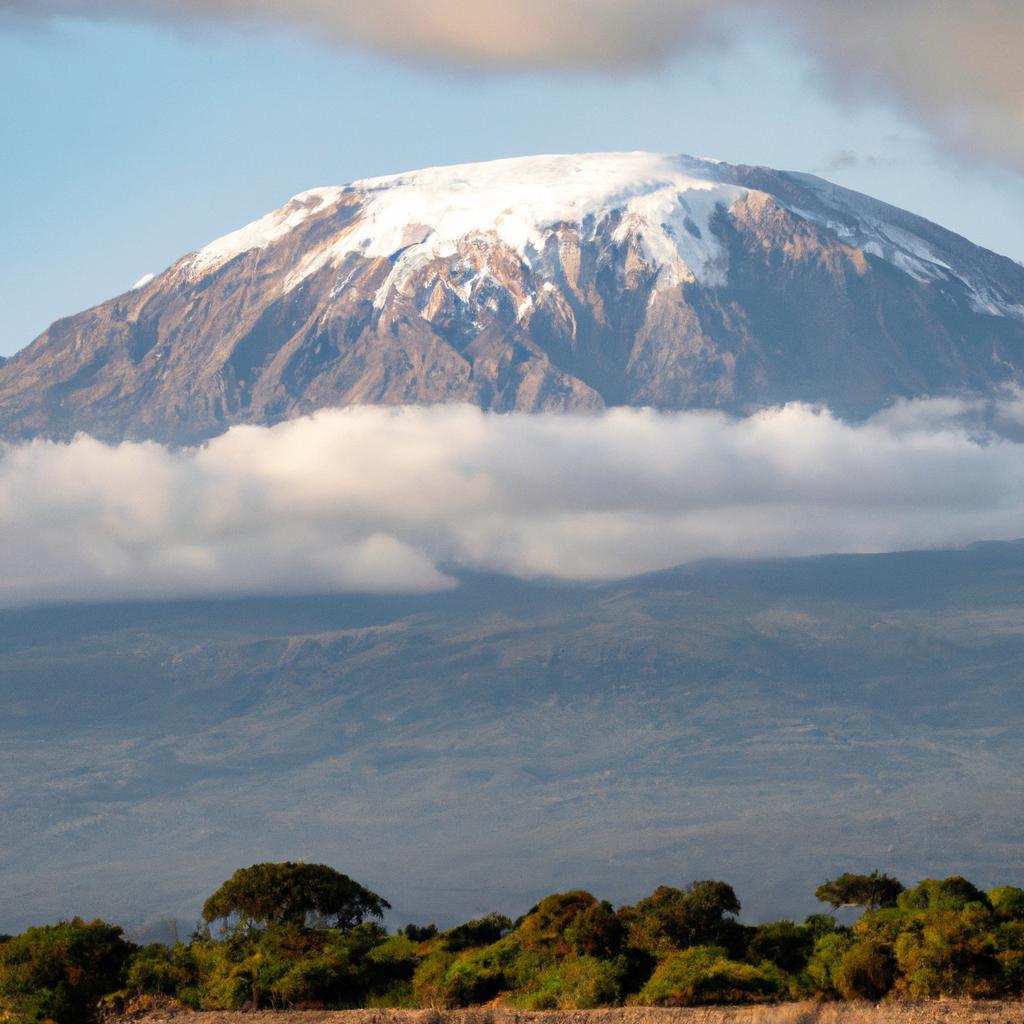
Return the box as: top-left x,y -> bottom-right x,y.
833,939 -> 895,1000
805,931 -> 852,995
0,919 -> 134,1024
990,887 -> 1024,921
125,944 -> 187,998
442,914 -> 512,953
621,882 -> 742,955
411,949 -> 456,1009
515,955 -> 624,1009
746,921 -> 815,974
897,877 -> 988,913
636,945 -> 785,1005
441,935 -> 519,1006
518,893 -> 605,957
893,908 -> 1002,998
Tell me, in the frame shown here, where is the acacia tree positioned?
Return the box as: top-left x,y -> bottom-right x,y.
815,870 -> 904,912
202,862 -> 390,934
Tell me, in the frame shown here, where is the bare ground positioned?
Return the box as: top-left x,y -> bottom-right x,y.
110,1004 -> 1024,1024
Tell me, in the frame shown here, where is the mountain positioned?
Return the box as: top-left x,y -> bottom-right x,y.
3,543 -> 1024,932
2,152 -> 1024,443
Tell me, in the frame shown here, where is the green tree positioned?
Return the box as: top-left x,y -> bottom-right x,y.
202,862 -> 390,934
897,876 -> 987,913
621,882 -> 742,954
518,893 -> 620,959
989,887 -> 1024,921
0,919 -> 134,1024
815,871 -> 905,912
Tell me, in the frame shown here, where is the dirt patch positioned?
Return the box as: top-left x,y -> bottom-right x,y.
108,1003 -> 1024,1024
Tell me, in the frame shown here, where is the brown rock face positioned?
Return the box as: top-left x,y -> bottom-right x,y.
2,154 -> 1024,444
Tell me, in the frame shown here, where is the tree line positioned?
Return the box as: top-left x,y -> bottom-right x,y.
3,863 -> 1024,1023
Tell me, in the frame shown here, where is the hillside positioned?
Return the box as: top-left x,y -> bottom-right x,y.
4,543 -> 1024,932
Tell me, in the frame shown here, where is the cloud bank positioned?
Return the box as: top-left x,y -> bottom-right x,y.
5,0 -> 1024,169
2,400 -> 1024,606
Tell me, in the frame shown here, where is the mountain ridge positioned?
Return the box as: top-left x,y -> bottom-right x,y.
3,151 -> 1024,444
4,542 -> 1024,930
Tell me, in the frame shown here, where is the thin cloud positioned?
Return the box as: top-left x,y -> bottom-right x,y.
2,399 -> 1024,606
4,1 -> 1024,169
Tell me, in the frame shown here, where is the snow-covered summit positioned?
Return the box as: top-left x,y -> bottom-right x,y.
187,151 -> 1024,322
193,152 -> 748,291
344,151 -> 743,279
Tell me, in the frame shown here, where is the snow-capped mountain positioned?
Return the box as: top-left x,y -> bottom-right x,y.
3,152 -> 1024,443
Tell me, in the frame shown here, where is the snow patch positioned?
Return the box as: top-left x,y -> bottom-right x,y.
788,176 -> 1024,323
189,186 -> 343,276
330,153 -> 748,299
183,152 -> 1024,325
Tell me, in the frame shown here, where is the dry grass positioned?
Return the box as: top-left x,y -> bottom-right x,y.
112,1003 -> 1024,1024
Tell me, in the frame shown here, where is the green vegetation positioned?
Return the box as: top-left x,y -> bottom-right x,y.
0,919 -> 133,1024
815,871 -> 905,912
4,864 -> 1024,1023
201,862 -> 390,934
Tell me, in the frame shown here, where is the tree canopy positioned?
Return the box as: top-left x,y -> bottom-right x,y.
622,880 -> 742,953
201,862 -> 390,933
814,870 -> 905,912
0,918 -> 133,1024
9,868 -> 1024,1020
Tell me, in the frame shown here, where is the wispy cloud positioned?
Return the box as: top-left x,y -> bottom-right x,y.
4,1 -> 1024,169
2,399 -> 1024,606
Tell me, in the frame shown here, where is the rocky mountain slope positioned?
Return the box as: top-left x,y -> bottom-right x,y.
3,152 -> 1024,443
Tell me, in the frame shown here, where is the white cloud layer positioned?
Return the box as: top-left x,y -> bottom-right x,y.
2,399 -> 1024,606
4,0 -> 1024,168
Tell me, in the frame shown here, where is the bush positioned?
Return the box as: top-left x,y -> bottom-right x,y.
410,948 -> 455,1009
621,882 -> 742,956
636,945 -> 785,1005
893,908 -> 1003,998
898,877 -> 988,913
518,893 -> 606,957
440,935 -> 519,1006
515,955 -> 624,1009
442,913 -> 512,953
9,869 -> 1024,1012
805,931 -> 852,995
125,944 -> 187,998
833,939 -> 895,1000
0,919 -> 134,1024
746,921 -> 815,974
362,933 -> 421,1003
990,887 -> 1024,921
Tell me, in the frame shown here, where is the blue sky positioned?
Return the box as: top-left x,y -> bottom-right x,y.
2,14 -> 1024,357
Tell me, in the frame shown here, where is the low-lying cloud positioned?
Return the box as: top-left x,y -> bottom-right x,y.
2,399 -> 1024,606
5,0 -> 1024,169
